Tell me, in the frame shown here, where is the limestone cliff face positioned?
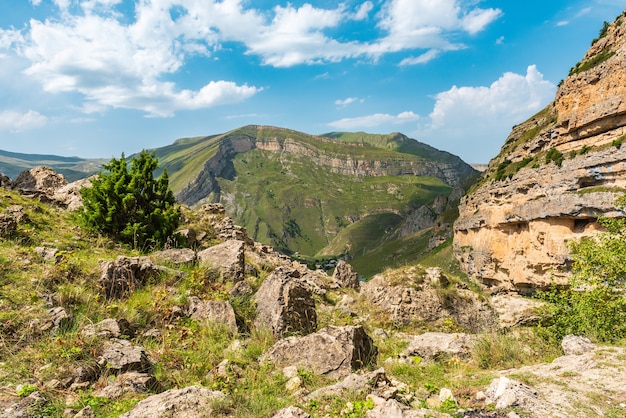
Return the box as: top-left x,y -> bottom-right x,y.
177,126 -> 475,206
454,12 -> 626,292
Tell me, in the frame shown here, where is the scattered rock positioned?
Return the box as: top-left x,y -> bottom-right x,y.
197,239 -> 245,281
561,335 -> 595,355
51,177 -> 92,210
186,296 -> 238,334
119,386 -> 226,418
484,377 -> 539,410
73,405 -> 95,418
33,246 -> 61,262
271,406 -> 312,418
490,293 -> 544,328
150,248 -> 196,265
404,332 -> 474,360
96,372 -> 161,399
81,318 -> 133,339
13,166 -> 68,195
1,391 -> 49,418
229,279 -> 254,298
0,173 -> 11,189
100,339 -> 152,374
332,260 -> 360,289
261,325 -> 377,379
32,306 -> 72,333
99,256 -> 165,299
0,213 -> 18,237
254,266 -> 317,337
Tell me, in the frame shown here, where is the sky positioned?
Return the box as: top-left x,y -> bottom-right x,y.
0,1 -> 625,164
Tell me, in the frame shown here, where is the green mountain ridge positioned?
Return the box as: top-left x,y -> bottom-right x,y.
0,150 -> 106,182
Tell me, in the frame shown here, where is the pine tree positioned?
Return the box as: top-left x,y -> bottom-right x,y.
80,150 -> 180,250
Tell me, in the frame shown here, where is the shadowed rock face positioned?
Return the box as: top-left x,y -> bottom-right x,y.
454,13 -> 626,292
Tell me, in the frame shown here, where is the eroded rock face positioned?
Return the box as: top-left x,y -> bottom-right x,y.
261,325 -> 377,379
332,260 -> 360,289
454,14 -> 626,292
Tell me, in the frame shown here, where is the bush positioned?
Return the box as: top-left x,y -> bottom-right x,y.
545,148 -> 563,167
535,194 -> 626,343
80,150 -> 180,250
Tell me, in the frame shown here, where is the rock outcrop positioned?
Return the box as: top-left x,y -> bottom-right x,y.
454,13 -> 626,291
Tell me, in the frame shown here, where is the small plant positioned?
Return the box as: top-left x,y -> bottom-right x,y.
612,134 -> 625,149
545,147 -> 564,167
16,384 -> 38,397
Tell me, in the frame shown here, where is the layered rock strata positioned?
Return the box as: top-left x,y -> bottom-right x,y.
454,12 -> 626,292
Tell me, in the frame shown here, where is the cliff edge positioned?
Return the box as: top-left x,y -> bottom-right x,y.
454,11 -> 626,293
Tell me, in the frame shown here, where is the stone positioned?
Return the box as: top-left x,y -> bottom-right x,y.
99,256 -> 163,299
13,166 -> 68,195
51,177 -> 92,211
96,372 -> 161,399
261,325 -> 377,379
119,386 -> 226,418
150,248 -> 196,265
0,213 -> 18,237
254,266 -> 317,337
229,280 -> 254,298
332,260 -> 360,289
0,173 -> 11,188
100,339 -> 152,374
1,391 -> 48,418
33,306 -> 72,333
490,293 -> 544,328
305,372 -> 370,400
186,296 -> 238,334
561,335 -> 595,355
484,377 -> 539,410
271,406 -> 312,418
73,406 -> 95,418
33,247 -> 61,262
197,239 -> 245,281
81,318 -> 133,339
404,332 -> 474,360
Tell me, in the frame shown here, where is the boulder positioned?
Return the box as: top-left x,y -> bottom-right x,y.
81,318 -> 133,339
484,377 -> 539,410
100,339 -> 152,374
490,293 -> 544,328
271,406 -> 312,418
99,256 -> 164,299
186,296 -> 238,334
33,247 -> 61,262
51,177 -> 92,210
13,166 -> 67,195
197,239 -> 245,281
119,386 -> 226,418
0,173 -> 11,188
561,335 -> 595,355
96,372 -> 161,400
332,260 -> 360,289
404,332 -> 474,360
0,214 -> 18,237
254,266 -> 317,337
150,248 -> 196,265
261,325 -> 377,379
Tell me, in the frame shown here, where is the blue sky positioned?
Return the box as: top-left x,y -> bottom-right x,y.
0,1 -> 625,164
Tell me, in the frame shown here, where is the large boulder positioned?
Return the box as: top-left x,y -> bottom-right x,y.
0,173 -> 11,188
261,325 -> 377,379
51,177 -> 92,210
13,166 -> 67,195
100,339 -> 152,374
197,239 -> 245,281
186,296 -> 238,334
99,256 -> 164,299
254,266 -> 317,337
332,260 -> 360,289
119,386 -> 226,418
404,332 -> 474,360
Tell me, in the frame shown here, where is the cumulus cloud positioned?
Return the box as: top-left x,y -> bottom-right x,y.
416,65 -> 556,162
0,110 -> 48,132
328,111 -> 419,130
335,97 -> 362,108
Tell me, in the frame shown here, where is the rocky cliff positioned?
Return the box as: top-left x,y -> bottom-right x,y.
454,11 -> 626,292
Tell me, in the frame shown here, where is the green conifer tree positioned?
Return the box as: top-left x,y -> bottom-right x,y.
80,150 -> 180,250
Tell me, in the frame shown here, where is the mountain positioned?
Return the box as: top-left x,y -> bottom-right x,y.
454,11 -> 626,293
0,149 -> 105,182
153,125 -> 477,271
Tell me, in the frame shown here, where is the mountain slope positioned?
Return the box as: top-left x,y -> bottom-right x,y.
454,11 -> 626,292
155,125 -> 476,264
0,150 -> 105,181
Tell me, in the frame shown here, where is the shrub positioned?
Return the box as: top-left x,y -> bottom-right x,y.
535,194 -> 626,343
545,148 -> 563,167
80,150 -> 180,250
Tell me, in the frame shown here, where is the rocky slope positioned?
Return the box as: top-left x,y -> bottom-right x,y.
454,11 -> 626,292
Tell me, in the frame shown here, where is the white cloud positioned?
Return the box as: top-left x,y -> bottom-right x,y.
30,0 -> 43,6
328,111 -> 419,130
353,1 -> 374,20
0,110 -> 48,132
335,97 -> 362,108
400,49 -> 441,65
416,65 -> 556,162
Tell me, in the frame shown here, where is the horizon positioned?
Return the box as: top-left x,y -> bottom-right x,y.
1,1 -> 625,164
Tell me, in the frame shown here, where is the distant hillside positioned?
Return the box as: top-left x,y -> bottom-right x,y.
154,125 -> 477,272
0,150 -> 105,182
